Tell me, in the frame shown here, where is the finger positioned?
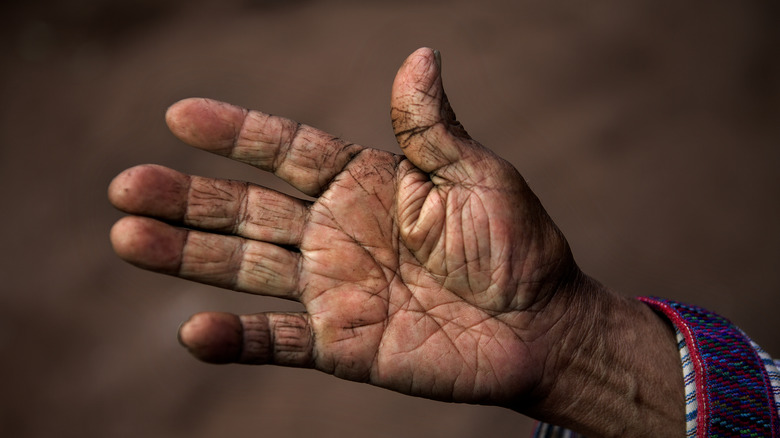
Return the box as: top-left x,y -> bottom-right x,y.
108,164 -> 307,246
165,98 -> 364,197
110,216 -> 300,298
178,311 -> 314,367
391,48 -> 500,184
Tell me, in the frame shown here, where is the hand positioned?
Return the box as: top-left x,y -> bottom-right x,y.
109,48 -> 684,436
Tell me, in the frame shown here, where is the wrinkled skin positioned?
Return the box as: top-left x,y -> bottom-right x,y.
109,48 -> 684,436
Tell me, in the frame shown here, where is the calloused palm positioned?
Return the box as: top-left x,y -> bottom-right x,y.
109,48 -> 586,408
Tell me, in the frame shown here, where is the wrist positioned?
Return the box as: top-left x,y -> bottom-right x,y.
520,277 -> 685,437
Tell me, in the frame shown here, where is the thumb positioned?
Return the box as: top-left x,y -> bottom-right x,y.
391,48 -> 478,178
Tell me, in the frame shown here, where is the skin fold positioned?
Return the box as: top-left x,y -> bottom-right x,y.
109,48 -> 684,437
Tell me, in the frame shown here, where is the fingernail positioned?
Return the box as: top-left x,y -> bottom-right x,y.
177,317 -> 191,348
433,49 -> 442,70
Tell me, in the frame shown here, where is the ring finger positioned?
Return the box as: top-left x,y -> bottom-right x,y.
110,216 -> 301,299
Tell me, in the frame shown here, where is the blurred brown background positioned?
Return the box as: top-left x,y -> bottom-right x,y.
1,0 -> 778,436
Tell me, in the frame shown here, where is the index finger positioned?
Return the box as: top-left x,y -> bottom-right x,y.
165,98 -> 364,196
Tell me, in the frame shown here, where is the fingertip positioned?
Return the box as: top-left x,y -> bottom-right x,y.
165,98 -> 246,153
107,167 -> 134,208
394,47 -> 440,93
405,47 -> 439,66
109,216 -> 139,257
108,164 -> 188,218
107,164 -> 157,208
178,312 -> 243,364
109,216 -> 185,273
164,98 -> 201,133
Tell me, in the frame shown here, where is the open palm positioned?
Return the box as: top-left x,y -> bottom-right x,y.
109,48 -> 584,409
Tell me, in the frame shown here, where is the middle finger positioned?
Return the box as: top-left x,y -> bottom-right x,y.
109,164 -> 308,246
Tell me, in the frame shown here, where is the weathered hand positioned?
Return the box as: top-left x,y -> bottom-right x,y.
109,48 -> 684,436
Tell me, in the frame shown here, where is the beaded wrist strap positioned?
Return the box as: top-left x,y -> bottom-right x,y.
639,297 -> 779,437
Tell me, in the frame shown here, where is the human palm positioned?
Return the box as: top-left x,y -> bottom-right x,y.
109,48 -> 582,409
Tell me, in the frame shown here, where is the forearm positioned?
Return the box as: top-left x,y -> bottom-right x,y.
522,278 -> 686,437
